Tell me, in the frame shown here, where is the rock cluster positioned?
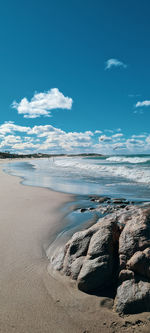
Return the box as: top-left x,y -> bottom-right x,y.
51,202 -> 150,314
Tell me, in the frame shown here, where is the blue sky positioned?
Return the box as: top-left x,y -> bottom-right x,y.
1,0 -> 150,154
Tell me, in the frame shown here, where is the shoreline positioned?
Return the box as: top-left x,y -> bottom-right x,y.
1,160 -> 150,333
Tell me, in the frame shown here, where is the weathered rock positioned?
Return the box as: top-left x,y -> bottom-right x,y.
77,220 -> 119,292
119,254 -> 127,270
62,228 -> 96,276
50,246 -> 65,271
119,207 -> 150,263
51,204 -> 150,314
114,278 -> 150,314
127,248 -> 150,279
70,256 -> 85,280
78,255 -> 112,292
118,269 -> 134,283
62,215 -> 120,292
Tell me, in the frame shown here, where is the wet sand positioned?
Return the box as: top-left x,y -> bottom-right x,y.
0,160 -> 150,333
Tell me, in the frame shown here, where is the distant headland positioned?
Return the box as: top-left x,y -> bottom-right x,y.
0,152 -> 104,159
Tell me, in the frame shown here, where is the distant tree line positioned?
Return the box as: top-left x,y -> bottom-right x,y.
0,151 -> 103,159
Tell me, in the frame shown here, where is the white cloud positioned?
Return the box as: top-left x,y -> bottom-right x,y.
112,142 -> 126,150
1,121 -> 150,154
133,110 -> 144,114
0,121 -> 30,135
99,135 -> 112,142
135,100 -> 150,108
12,88 -> 73,118
128,94 -> 141,98
0,135 -> 21,148
94,130 -> 102,134
132,134 -> 146,139
105,58 -> 127,70
112,133 -> 123,138
104,129 -> 114,133
28,124 -> 64,136
125,139 -> 145,152
0,122 -> 94,153
116,128 -> 122,132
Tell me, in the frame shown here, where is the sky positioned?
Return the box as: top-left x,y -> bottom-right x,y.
1,0 -> 150,154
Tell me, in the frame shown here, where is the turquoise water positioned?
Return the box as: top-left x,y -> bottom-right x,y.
3,155 -> 150,201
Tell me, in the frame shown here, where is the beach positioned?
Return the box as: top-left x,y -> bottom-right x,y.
1,160 -> 150,333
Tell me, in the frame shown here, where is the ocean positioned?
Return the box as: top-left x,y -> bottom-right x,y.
3,155 -> 150,254
3,154 -> 150,201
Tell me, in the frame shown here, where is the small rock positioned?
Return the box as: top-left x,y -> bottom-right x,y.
113,198 -> 126,204
110,321 -> 117,327
134,319 -> 143,325
119,204 -> 127,209
80,208 -> 87,213
119,269 -> 134,283
98,197 -> 109,203
124,320 -> 132,327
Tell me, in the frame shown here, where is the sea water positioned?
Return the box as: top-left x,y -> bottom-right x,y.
3,154 -> 150,201
4,155 -> 150,251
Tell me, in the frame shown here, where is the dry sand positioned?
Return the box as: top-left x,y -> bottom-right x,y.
0,160 -> 150,333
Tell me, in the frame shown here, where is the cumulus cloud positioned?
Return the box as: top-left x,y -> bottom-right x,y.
12,88 -> 73,118
99,135 -> 112,142
105,58 -> 127,70
112,133 -> 123,138
104,129 -> 114,133
0,121 -> 30,135
112,142 -> 126,150
135,100 -> 150,108
94,130 -> 102,134
1,122 -> 150,154
132,134 -> 146,139
0,122 -> 94,153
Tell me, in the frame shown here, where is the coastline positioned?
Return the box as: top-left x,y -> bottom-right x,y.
0,160 -> 150,333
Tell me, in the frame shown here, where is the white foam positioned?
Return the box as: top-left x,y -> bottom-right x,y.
106,156 -> 150,164
52,157 -> 150,185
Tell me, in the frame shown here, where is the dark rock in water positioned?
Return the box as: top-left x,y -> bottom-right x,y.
98,197 -> 110,203
113,199 -> 126,204
88,207 -> 95,211
80,208 -> 87,213
90,196 -> 110,203
51,204 -> 150,315
90,196 -> 99,202
119,204 -> 127,209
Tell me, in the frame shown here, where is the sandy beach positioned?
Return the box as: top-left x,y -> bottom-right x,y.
0,160 -> 150,333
